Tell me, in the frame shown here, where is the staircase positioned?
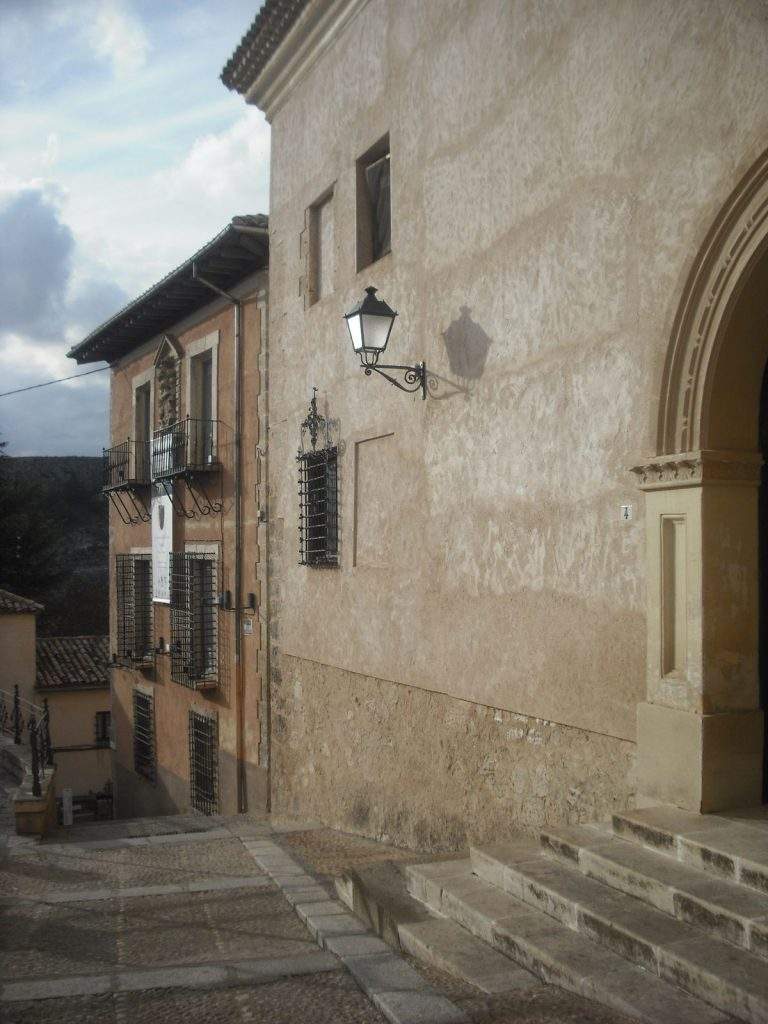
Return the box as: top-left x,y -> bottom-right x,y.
405,806 -> 768,1024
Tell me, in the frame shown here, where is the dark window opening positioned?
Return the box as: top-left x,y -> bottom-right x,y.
133,690 -> 155,781
189,710 -> 218,814
116,554 -> 153,664
298,447 -> 338,566
170,552 -> 218,686
357,136 -> 390,270
94,711 -> 111,747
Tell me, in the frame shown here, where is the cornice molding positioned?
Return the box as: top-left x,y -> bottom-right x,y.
245,0 -> 371,120
631,450 -> 762,491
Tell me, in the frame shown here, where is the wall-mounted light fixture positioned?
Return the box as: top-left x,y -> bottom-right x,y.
343,286 -> 427,399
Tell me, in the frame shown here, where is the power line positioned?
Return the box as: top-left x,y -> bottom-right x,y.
0,365 -> 109,399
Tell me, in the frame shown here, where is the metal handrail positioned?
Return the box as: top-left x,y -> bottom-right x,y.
102,438 -> 151,490
0,685 -> 54,797
151,417 -> 219,480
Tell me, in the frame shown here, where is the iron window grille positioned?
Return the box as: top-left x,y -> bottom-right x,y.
94,711 -> 111,747
170,552 -> 218,688
297,389 -> 339,567
189,710 -> 218,814
298,448 -> 338,566
115,554 -> 154,665
133,690 -> 155,781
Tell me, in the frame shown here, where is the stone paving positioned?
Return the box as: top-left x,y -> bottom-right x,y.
0,769 -> 637,1023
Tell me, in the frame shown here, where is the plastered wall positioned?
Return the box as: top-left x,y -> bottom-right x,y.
0,614 -> 37,703
264,0 -> 768,846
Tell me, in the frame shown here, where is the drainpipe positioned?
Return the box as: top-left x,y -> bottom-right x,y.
192,262 -> 246,813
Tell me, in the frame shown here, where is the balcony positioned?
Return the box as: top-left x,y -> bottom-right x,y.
152,417 -> 219,480
152,418 -> 222,517
103,439 -> 151,490
102,440 -> 151,524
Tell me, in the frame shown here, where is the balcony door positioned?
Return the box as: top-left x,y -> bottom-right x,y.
134,382 -> 151,481
190,350 -> 214,467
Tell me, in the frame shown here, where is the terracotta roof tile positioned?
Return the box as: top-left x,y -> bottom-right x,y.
221,0 -> 308,94
0,588 -> 44,614
36,636 -> 110,691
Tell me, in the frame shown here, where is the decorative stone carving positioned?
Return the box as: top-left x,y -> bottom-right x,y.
153,335 -> 182,428
631,450 -> 762,490
658,148 -> 768,456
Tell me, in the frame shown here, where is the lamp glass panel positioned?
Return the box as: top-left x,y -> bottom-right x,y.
346,314 -> 364,352
361,313 -> 392,352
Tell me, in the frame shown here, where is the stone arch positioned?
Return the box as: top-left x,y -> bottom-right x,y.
634,148 -> 768,813
658,147 -> 768,457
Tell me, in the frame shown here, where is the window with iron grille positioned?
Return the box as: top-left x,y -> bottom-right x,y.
94,711 -> 111,747
170,551 -> 218,687
188,710 -> 218,814
115,554 -> 153,663
298,446 -> 338,566
133,690 -> 154,781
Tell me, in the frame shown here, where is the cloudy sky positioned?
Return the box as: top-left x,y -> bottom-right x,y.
0,0 -> 268,456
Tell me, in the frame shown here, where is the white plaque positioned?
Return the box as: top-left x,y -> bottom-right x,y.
152,485 -> 173,603
620,504 -> 633,522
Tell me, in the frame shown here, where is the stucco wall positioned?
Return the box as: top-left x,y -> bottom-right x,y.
108,274 -> 268,819
0,613 -> 37,704
263,0 -> 768,846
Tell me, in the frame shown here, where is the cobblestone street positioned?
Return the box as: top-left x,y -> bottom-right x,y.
1,769 -> 635,1023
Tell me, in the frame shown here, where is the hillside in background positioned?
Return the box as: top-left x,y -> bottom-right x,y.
0,456 -> 108,636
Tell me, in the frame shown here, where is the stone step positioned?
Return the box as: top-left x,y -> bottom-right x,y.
612,806 -> 768,897
406,860 -> 730,1024
335,860 -> 537,994
541,823 -> 768,960
469,844 -> 768,1024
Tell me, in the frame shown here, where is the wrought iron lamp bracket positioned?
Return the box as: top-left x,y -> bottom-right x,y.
362,360 -> 428,400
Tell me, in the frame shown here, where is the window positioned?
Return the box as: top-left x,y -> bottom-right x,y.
133,690 -> 154,781
307,191 -> 334,305
94,711 -> 111,747
134,381 -> 151,482
170,551 -> 218,687
189,347 -> 216,468
115,554 -> 153,664
356,135 -> 390,270
189,710 -> 218,814
297,446 -> 338,566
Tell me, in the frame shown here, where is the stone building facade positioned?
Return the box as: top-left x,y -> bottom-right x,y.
223,0 -> 768,850
68,218 -> 269,819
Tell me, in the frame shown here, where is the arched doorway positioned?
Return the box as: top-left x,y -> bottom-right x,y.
633,149 -> 768,812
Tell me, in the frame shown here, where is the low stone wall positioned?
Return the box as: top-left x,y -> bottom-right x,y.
270,654 -> 636,852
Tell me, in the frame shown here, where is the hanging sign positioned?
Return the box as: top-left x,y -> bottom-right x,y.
152,484 -> 173,603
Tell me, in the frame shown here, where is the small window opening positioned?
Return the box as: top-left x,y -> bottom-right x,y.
357,136 -> 390,270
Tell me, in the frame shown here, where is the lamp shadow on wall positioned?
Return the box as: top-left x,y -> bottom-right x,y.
430,306 -> 493,400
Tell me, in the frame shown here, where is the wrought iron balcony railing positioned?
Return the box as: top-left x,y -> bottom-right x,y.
103,439 -> 151,491
151,417 -> 219,481
102,440 -> 151,525
0,685 -> 54,798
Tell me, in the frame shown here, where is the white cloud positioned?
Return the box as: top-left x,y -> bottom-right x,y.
40,133 -> 60,171
53,0 -> 150,80
162,108 -> 271,204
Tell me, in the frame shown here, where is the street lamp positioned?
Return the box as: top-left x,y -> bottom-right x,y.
343,287 -> 427,399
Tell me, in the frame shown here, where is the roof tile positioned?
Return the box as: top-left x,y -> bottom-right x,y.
0,588 -> 44,615
36,636 -> 110,691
